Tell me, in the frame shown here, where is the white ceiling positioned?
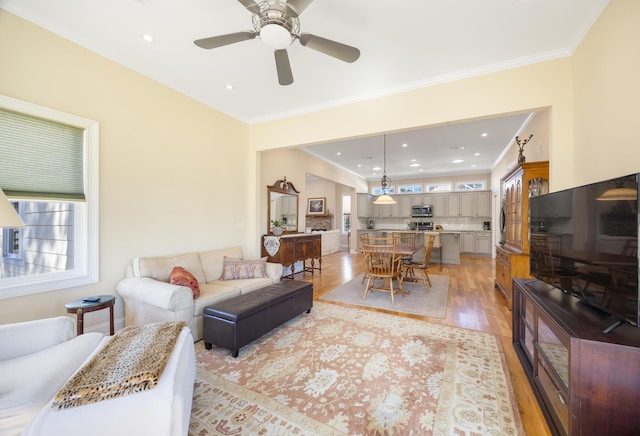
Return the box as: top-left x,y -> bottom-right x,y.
1,0 -> 608,180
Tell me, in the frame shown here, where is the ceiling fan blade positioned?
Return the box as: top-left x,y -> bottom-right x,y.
286,0 -> 314,17
194,31 -> 257,49
236,0 -> 261,15
274,49 -> 293,86
299,33 -> 360,63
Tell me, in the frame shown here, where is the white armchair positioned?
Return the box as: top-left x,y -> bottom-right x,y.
0,317 -> 103,435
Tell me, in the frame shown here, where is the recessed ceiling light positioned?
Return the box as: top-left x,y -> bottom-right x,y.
409,163 -> 420,167
225,84 -> 234,90
419,168 -> 424,172
474,152 -> 480,156
141,33 -> 155,43
402,143 -> 408,147
481,133 -> 488,137
471,164 -> 477,167
372,166 -> 381,171
357,164 -> 362,168
452,159 -> 464,164
411,159 -> 417,162
336,152 -> 341,156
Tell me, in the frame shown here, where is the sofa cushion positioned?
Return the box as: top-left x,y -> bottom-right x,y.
193,282 -> 243,317
134,253 -> 206,285
200,246 -> 244,283
220,257 -> 268,280
236,277 -> 278,294
170,267 -> 200,299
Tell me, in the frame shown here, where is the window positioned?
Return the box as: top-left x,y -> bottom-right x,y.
371,186 -> 395,195
425,183 -> 452,192
456,181 -> 486,191
342,194 -> 351,233
397,185 -> 423,193
0,95 -> 98,299
2,202 -> 24,261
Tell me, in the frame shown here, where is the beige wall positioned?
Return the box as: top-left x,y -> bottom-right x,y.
247,59 -> 575,255
1,0 -> 639,327
571,0 -> 640,186
260,148 -> 367,236
0,12 -> 251,325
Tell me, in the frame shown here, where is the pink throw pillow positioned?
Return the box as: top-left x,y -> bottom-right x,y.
170,266 -> 200,299
220,257 -> 268,280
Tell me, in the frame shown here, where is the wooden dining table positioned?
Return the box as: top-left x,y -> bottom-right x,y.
361,244 -> 422,293
551,249 -> 636,267
550,249 -> 636,296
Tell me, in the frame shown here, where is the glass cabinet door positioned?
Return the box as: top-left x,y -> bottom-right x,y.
520,294 -> 536,363
536,315 -> 569,434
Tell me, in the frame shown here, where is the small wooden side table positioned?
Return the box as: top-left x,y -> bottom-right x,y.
65,294 -> 115,336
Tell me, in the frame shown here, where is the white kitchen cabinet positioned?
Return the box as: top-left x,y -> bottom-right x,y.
356,193 -> 372,218
446,193 -> 460,216
432,195 -> 447,217
476,232 -> 492,254
459,193 -> 475,217
459,191 -> 491,217
460,232 -> 476,253
475,191 -> 491,217
397,194 -> 415,218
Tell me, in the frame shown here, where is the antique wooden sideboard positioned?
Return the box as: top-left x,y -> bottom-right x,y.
261,233 -> 321,278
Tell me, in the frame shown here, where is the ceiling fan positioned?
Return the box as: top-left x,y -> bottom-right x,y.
194,0 -> 360,86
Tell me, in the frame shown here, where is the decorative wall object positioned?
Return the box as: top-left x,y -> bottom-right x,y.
307,197 -> 326,215
515,134 -> 533,164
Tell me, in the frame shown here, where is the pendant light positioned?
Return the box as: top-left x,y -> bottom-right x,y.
597,176 -> 638,201
373,135 -> 396,205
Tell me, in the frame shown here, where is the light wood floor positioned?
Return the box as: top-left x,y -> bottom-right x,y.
298,250 -> 550,436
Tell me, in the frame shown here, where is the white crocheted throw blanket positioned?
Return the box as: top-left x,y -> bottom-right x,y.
52,321 -> 185,410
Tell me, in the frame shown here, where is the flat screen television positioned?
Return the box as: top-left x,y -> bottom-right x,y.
529,173 -> 639,330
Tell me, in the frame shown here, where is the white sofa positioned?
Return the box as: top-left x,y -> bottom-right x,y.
116,246 -> 284,341
0,317 -> 196,436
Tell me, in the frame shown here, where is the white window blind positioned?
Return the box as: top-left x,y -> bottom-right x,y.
0,108 -> 85,201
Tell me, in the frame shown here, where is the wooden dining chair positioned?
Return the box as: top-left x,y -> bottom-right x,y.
423,231 -> 442,264
391,232 -> 418,252
391,231 -> 418,263
530,234 -> 580,292
362,238 -> 404,306
402,234 -> 435,290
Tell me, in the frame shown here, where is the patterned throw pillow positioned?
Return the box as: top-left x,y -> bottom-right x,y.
220,257 -> 268,280
170,266 -> 200,299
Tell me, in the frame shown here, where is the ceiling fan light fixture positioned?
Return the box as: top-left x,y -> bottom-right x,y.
260,23 -> 292,49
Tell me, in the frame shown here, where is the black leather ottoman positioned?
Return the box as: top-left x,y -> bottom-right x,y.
203,280 -> 313,357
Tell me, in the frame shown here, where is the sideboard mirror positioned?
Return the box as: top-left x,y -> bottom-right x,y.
267,177 -> 300,234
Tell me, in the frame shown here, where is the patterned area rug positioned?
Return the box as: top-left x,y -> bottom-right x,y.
189,302 -> 523,435
320,273 -> 449,318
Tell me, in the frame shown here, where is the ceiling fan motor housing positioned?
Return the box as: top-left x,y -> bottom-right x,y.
253,1 -> 300,49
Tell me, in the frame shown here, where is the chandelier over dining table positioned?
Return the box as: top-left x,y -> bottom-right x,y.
373,134 -> 396,205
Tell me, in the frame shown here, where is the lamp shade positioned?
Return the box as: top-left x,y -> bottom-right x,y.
373,194 -> 396,205
0,189 -> 25,228
597,187 -> 638,201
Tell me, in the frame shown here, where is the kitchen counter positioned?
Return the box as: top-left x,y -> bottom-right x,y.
438,232 -> 461,264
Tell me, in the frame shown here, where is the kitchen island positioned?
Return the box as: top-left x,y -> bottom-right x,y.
357,229 -> 463,264
438,232 -> 461,264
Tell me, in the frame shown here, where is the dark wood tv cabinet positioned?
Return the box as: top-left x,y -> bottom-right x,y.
512,278 -> 640,436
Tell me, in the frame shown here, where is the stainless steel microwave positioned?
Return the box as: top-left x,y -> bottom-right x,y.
411,204 -> 433,217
